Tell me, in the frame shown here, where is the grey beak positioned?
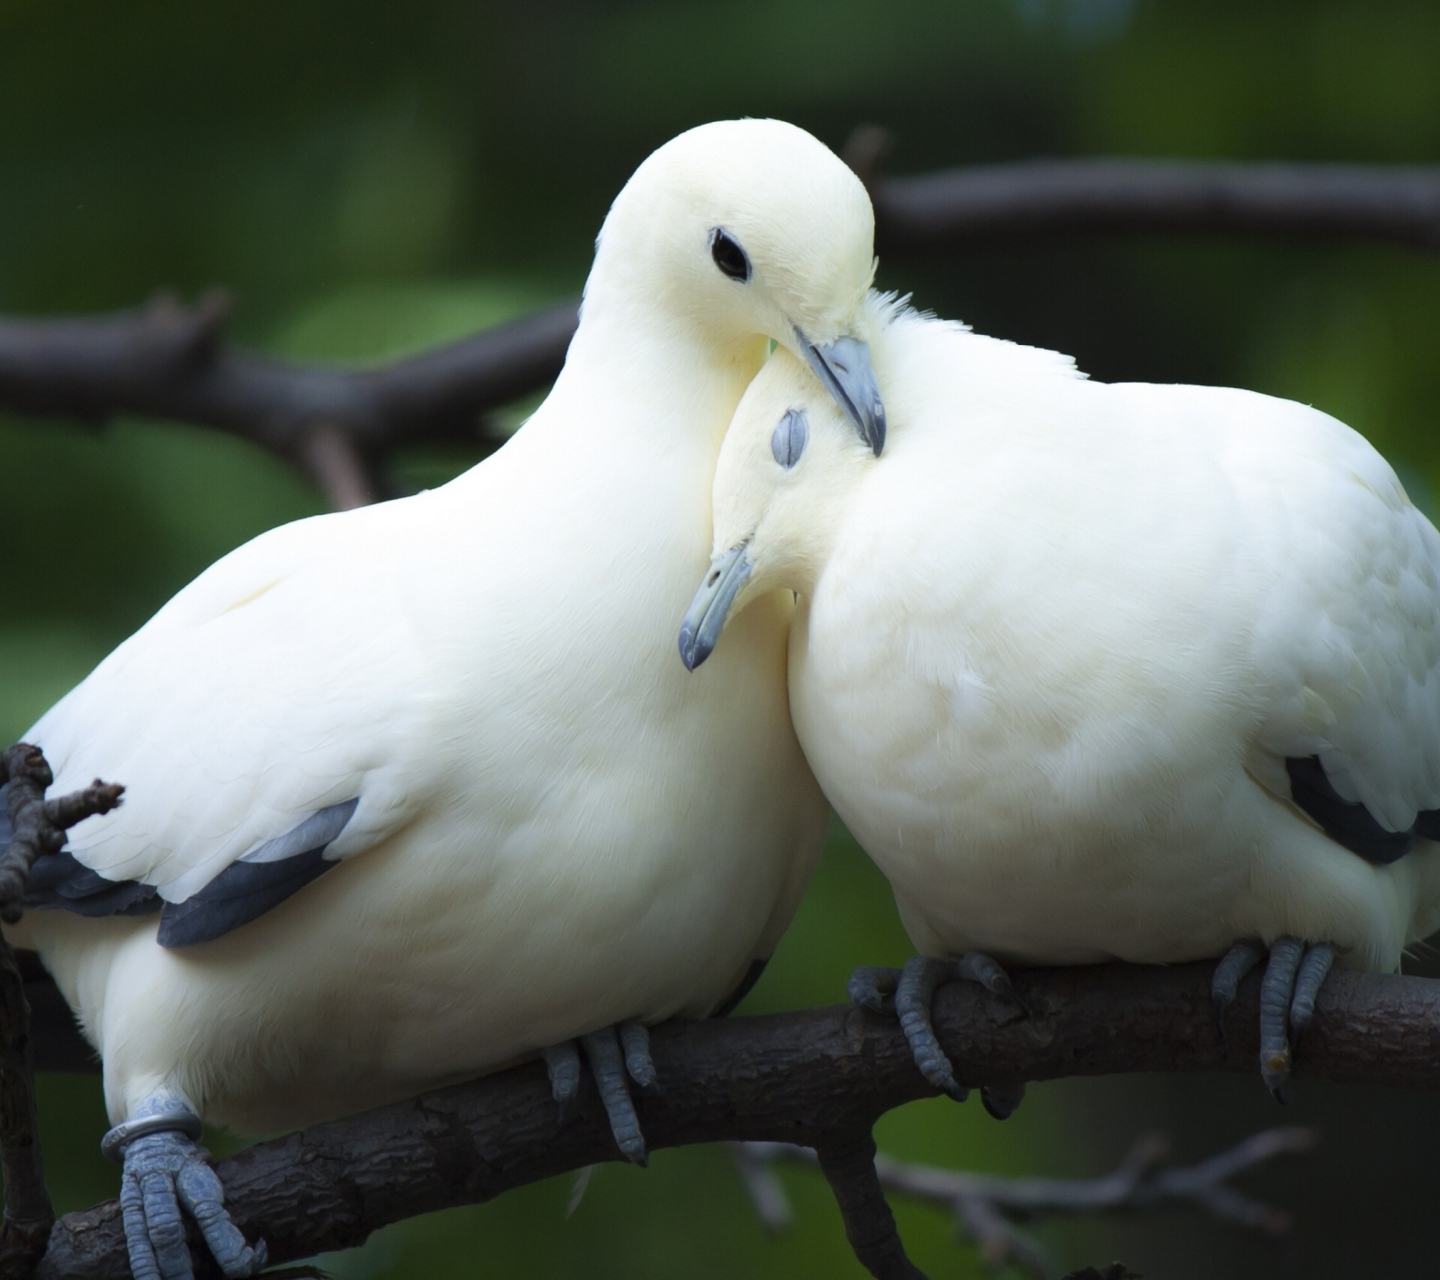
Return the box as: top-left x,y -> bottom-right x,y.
796,331 -> 886,455
678,543 -> 752,671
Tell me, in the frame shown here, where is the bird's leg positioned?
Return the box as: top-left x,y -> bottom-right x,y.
855,953 -> 1026,1110
1211,938 -> 1338,1103
104,1093 -> 265,1280
1211,939 -> 1264,1043
545,1021 -> 659,1166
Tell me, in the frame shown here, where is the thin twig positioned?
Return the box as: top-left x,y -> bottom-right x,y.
734,1126 -> 1313,1277
0,746 -> 122,1278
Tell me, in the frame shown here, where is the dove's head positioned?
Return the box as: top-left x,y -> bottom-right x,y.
593,118 -> 886,453
678,341 -> 878,670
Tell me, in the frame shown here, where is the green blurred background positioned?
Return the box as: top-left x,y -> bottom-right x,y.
3,0 -> 1440,1276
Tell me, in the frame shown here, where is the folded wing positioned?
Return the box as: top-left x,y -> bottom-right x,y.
9,507 -> 435,947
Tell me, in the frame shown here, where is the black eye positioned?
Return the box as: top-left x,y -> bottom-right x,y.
709,227 -> 751,282
771,409 -> 809,469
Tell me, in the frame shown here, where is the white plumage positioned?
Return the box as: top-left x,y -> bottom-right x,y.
688,297 -> 1440,1074
7,119 -> 884,1196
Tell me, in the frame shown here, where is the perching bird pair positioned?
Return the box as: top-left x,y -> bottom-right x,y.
3,117 -> 1439,1280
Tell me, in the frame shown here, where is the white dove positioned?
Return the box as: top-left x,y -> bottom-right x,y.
3,118 -> 887,1280
681,298 -> 1440,1116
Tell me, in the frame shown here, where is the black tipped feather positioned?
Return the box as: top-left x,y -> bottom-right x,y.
26,850 -> 161,916
157,847 -> 336,947
711,957 -> 768,1018
1285,755 -> 1440,866
18,797 -> 359,948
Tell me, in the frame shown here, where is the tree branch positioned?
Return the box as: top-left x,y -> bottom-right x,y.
27,962 -> 1440,1279
871,158 -> 1440,253
734,1126 -> 1315,1276
0,158 -> 1436,503
0,292 -> 577,467
0,748 -> 122,1278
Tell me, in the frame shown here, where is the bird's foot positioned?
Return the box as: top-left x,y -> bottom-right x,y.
1211,936 -> 1336,1103
544,1020 -> 659,1166
848,954 -> 1028,1115
104,1099 -> 265,1280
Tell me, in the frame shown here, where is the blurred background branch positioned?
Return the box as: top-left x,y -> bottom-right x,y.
0,154 -> 1435,511
870,157 -> 1440,253
0,293 -> 576,509
732,1126 -> 1316,1277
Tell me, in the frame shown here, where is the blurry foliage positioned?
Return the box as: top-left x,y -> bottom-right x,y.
2,0 -> 1439,1276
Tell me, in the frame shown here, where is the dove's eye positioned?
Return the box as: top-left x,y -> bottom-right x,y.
709,228 -> 751,282
771,409 -> 809,469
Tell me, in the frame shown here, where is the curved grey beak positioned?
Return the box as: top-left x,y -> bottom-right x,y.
796,330 -> 886,455
678,543 -> 752,671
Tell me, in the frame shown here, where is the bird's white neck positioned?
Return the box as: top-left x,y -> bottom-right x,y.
539,286 -> 767,464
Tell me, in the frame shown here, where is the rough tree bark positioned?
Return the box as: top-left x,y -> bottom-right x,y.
0,749 -> 122,1279
28,962 -> 1440,1279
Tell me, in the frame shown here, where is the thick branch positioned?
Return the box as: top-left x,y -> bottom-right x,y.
31,962 -> 1440,1279
872,159 -> 1440,252
0,293 -> 577,463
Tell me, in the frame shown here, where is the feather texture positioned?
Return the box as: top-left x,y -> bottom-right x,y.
705,305 -> 1440,976
8,119 -> 869,1136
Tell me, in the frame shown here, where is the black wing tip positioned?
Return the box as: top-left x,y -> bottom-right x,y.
1285,755 -> 1427,867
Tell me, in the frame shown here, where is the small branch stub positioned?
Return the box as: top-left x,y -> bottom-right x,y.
297,425 -> 375,511
813,1128 -> 926,1280
0,745 -> 121,1279
0,747 -> 58,924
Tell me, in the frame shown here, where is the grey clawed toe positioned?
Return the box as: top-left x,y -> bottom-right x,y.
896,956 -> 970,1101
117,1129 -> 265,1280
543,1040 -> 585,1127
1210,938 -> 1264,1042
544,1020 -> 659,1166
854,953 -> 1027,1113
847,965 -> 901,1015
1212,936 -> 1337,1102
979,1079 -> 1027,1120
619,1021 -> 661,1096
